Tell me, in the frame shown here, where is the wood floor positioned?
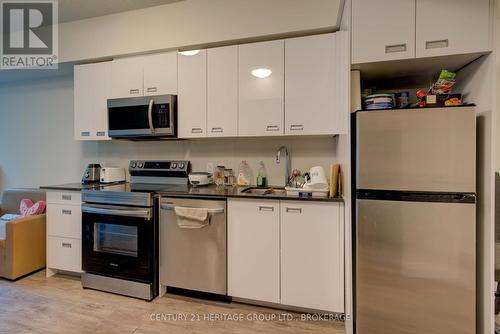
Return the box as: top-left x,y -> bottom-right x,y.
0,271 -> 345,334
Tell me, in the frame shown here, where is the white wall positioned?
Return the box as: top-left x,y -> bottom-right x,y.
0,70 -> 98,193
59,0 -> 341,62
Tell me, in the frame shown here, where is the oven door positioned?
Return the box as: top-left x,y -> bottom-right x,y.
82,204 -> 155,283
107,95 -> 176,138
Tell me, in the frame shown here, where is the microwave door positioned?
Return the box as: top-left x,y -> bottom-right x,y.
107,97 -> 155,137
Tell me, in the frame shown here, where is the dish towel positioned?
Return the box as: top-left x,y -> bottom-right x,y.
174,207 -> 209,229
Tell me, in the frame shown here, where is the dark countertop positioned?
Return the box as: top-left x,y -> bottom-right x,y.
40,182 -> 344,203
157,184 -> 344,203
40,182 -> 125,192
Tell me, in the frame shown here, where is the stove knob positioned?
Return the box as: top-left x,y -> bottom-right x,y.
85,172 -> 90,178
178,163 -> 185,169
171,163 -> 177,169
138,162 -> 144,168
131,162 -> 137,168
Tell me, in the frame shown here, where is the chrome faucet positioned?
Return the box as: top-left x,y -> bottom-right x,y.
276,146 -> 291,187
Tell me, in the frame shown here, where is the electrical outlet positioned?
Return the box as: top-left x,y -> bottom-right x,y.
206,163 -> 214,174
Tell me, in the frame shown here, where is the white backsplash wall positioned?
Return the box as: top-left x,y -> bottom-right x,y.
96,136 -> 338,186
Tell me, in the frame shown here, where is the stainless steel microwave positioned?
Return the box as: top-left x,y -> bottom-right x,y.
107,95 -> 177,139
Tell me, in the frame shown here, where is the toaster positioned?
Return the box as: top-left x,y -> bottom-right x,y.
82,164 -> 101,183
100,167 -> 126,183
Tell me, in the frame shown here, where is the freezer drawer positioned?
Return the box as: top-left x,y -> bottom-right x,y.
160,198 -> 227,295
356,199 -> 475,334
356,106 -> 476,192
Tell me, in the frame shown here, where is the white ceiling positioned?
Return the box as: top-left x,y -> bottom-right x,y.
58,0 -> 184,23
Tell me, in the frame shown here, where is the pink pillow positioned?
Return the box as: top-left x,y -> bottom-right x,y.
20,199 -> 46,217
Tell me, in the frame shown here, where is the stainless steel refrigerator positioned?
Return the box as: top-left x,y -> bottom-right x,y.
354,106 -> 476,334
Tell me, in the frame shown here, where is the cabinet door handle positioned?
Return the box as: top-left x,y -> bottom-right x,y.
266,125 -> 280,132
385,43 -> 407,53
259,206 -> 275,212
191,128 -> 203,134
425,39 -> 449,50
129,89 -> 140,95
61,209 -> 72,215
81,131 -> 90,137
147,87 -> 157,93
62,242 -> 72,248
96,131 -> 106,137
290,124 -> 304,131
211,127 -> 223,133
61,195 -> 72,201
286,207 -> 302,214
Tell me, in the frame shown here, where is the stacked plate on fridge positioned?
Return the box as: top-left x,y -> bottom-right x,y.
363,93 -> 394,110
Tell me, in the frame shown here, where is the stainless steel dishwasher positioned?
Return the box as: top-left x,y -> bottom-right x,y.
160,197 -> 227,295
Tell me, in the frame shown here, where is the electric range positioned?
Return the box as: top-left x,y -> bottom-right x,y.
80,160 -> 191,301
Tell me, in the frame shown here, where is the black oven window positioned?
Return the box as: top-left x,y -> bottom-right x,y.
94,223 -> 138,257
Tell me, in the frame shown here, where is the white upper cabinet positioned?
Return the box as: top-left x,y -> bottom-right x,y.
110,57 -> 143,98
207,46 -> 238,137
352,0 -> 492,64
238,40 -> 284,137
280,201 -> 344,312
143,52 -> 178,95
74,64 -> 94,140
74,62 -> 112,141
285,33 -> 343,135
178,50 -> 207,138
111,52 -> 178,98
352,0 -> 416,64
415,0 -> 491,58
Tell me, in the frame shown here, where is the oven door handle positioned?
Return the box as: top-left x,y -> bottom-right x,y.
160,204 -> 224,214
82,204 -> 151,218
148,99 -> 155,134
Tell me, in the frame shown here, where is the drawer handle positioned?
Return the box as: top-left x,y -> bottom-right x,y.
385,43 -> 407,53
61,209 -> 72,215
426,39 -> 449,49
211,127 -> 223,133
286,207 -> 302,214
81,131 -> 90,137
147,87 -> 157,93
129,89 -> 140,94
61,195 -> 72,201
290,124 -> 304,131
259,206 -> 274,212
62,242 -> 72,248
96,131 -> 106,137
266,125 -> 280,132
191,128 -> 203,134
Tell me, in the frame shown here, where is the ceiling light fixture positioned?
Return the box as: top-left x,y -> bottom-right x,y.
251,68 -> 272,78
179,50 -> 200,56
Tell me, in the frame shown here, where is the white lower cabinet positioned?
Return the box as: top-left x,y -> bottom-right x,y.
280,201 -> 344,312
228,199 -> 280,303
228,198 -> 344,312
46,191 -> 82,276
47,236 -> 82,274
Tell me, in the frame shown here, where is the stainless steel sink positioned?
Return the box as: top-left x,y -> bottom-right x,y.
240,187 -> 287,196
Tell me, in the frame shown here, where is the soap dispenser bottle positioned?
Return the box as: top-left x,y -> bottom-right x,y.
256,161 -> 268,188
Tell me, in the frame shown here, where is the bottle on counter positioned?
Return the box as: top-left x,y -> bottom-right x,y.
256,161 -> 268,188
237,160 -> 252,186
224,168 -> 234,187
214,166 -> 225,186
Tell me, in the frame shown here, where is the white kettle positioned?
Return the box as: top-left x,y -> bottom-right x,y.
303,166 -> 328,190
